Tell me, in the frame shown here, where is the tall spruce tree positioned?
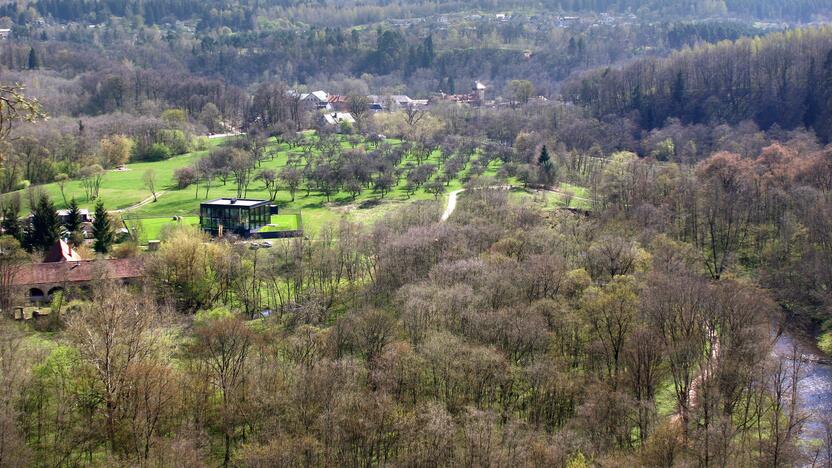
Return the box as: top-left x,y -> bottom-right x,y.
27,47 -> 39,70
65,198 -> 84,245
538,145 -> 555,186
24,194 -> 60,252
92,200 -> 113,254
0,196 -> 22,242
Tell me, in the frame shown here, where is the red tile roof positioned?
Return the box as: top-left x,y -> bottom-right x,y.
12,258 -> 145,287
43,240 -> 83,263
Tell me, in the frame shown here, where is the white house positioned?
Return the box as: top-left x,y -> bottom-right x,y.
323,112 -> 355,127
300,91 -> 330,111
56,209 -> 92,224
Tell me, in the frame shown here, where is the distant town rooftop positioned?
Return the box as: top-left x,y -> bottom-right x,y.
201,198 -> 270,208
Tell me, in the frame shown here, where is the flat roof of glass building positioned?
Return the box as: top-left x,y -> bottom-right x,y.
200,198 -> 270,208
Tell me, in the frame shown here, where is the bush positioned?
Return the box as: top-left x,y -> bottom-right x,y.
819,332 -> 832,355
138,143 -> 172,162
174,166 -> 198,189
112,242 -> 140,259
158,129 -> 190,155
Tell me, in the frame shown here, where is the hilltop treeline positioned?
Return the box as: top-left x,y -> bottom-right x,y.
0,0 -> 827,27
564,26 -> 832,142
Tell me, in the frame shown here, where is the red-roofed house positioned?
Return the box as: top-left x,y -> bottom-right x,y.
12,257 -> 145,303
43,240 -> 83,263
327,95 -> 350,112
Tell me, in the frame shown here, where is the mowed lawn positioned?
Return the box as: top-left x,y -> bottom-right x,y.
136,216 -> 200,242
260,214 -> 301,232
135,213 -> 301,241
6,138 -> 228,212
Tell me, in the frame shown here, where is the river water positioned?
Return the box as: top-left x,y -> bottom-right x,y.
773,327 -> 832,445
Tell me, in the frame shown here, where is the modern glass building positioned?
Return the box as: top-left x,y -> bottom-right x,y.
199,198 -> 271,237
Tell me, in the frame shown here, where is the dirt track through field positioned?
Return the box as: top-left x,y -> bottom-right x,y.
441,189 -> 465,222
113,191 -> 167,213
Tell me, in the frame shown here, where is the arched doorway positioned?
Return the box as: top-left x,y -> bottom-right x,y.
47,287 -> 64,302
29,288 -> 45,303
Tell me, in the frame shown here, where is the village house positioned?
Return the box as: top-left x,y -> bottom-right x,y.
365,95 -> 422,112
326,95 -> 350,112
11,240 -> 145,306
434,81 -> 490,107
300,91 -> 330,111
43,239 -> 83,263
56,208 -> 92,224
323,112 -> 356,130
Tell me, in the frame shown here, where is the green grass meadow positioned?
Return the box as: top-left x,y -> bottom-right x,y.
7,134 -> 587,240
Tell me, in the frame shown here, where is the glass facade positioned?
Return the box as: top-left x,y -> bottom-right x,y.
200,200 -> 270,237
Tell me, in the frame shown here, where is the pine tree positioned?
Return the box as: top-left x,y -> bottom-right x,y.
27,47 -> 39,70
538,145 -> 551,166
538,145 -> 555,186
0,202 -> 21,242
92,200 -> 113,254
24,194 -> 60,252
422,35 -> 435,68
65,198 -> 82,234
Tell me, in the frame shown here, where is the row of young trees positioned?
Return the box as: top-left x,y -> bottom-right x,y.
173,131 -> 508,205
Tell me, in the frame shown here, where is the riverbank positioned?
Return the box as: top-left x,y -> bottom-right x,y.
772,323 -> 832,446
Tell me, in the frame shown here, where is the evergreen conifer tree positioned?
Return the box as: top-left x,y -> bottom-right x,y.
65,198 -> 85,245
27,47 -> 39,70
92,200 -> 113,254
538,145 -> 555,186
0,197 -> 22,242
24,194 -> 60,252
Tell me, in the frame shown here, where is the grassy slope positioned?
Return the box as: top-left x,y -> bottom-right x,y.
14,138 -> 228,212
9,134 -> 586,236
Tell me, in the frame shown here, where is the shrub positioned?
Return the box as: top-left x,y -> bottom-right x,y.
819,332 -> 832,355
158,129 -> 189,155
174,166 -> 198,189
140,143 -> 172,162
112,242 -> 140,259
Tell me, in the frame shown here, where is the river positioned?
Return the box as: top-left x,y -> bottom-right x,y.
773,326 -> 832,446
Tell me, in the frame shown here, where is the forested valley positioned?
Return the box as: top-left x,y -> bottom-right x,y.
0,0 -> 832,466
